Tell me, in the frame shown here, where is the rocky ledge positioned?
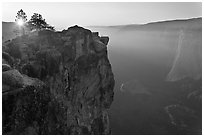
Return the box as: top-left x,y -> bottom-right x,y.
2,25 -> 115,135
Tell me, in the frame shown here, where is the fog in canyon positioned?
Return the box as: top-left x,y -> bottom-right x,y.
88,18 -> 202,134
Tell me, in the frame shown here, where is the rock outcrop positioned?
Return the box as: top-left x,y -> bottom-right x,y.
2,26 -> 115,135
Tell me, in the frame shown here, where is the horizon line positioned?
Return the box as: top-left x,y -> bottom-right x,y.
2,16 -> 202,30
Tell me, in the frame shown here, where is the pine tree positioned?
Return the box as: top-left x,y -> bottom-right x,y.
15,9 -> 27,23
15,9 -> 27,35
27,13 -> 54,31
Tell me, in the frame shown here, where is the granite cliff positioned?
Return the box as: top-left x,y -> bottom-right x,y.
2,26 -> 115,135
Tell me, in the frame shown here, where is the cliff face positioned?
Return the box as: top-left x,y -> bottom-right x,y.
2,26 -> 115,135
166,29 -> 202,82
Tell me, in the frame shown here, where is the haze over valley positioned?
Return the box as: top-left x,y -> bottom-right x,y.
88,18 -> 202,134
2,2 -> 202,135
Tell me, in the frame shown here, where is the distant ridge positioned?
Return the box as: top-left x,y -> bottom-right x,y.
88,17 -> 202,29
145,17 -> 201,25
3,17 -> 202,42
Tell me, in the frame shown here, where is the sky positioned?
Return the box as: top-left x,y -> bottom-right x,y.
2,2 -> 202,30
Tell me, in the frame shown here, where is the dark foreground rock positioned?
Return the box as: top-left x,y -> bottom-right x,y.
2,74 -> 50,135
2,26 -> 115,135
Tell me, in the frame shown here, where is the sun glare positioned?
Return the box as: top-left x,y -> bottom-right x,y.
17,19 -> 24,26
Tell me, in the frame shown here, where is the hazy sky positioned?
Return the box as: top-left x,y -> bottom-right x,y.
2,2 -> 202,30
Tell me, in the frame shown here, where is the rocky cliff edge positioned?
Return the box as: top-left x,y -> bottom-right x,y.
2,25 -> 115,135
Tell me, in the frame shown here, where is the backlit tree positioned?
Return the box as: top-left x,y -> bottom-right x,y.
15,9 -> 27,35
27,13 -> 54,31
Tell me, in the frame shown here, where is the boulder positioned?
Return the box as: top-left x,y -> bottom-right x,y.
2,76 -> 50,135
93,39 -> 106,52
2,64 -> 11,72
2,69 -> 24,88
2,52 -> 14,66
